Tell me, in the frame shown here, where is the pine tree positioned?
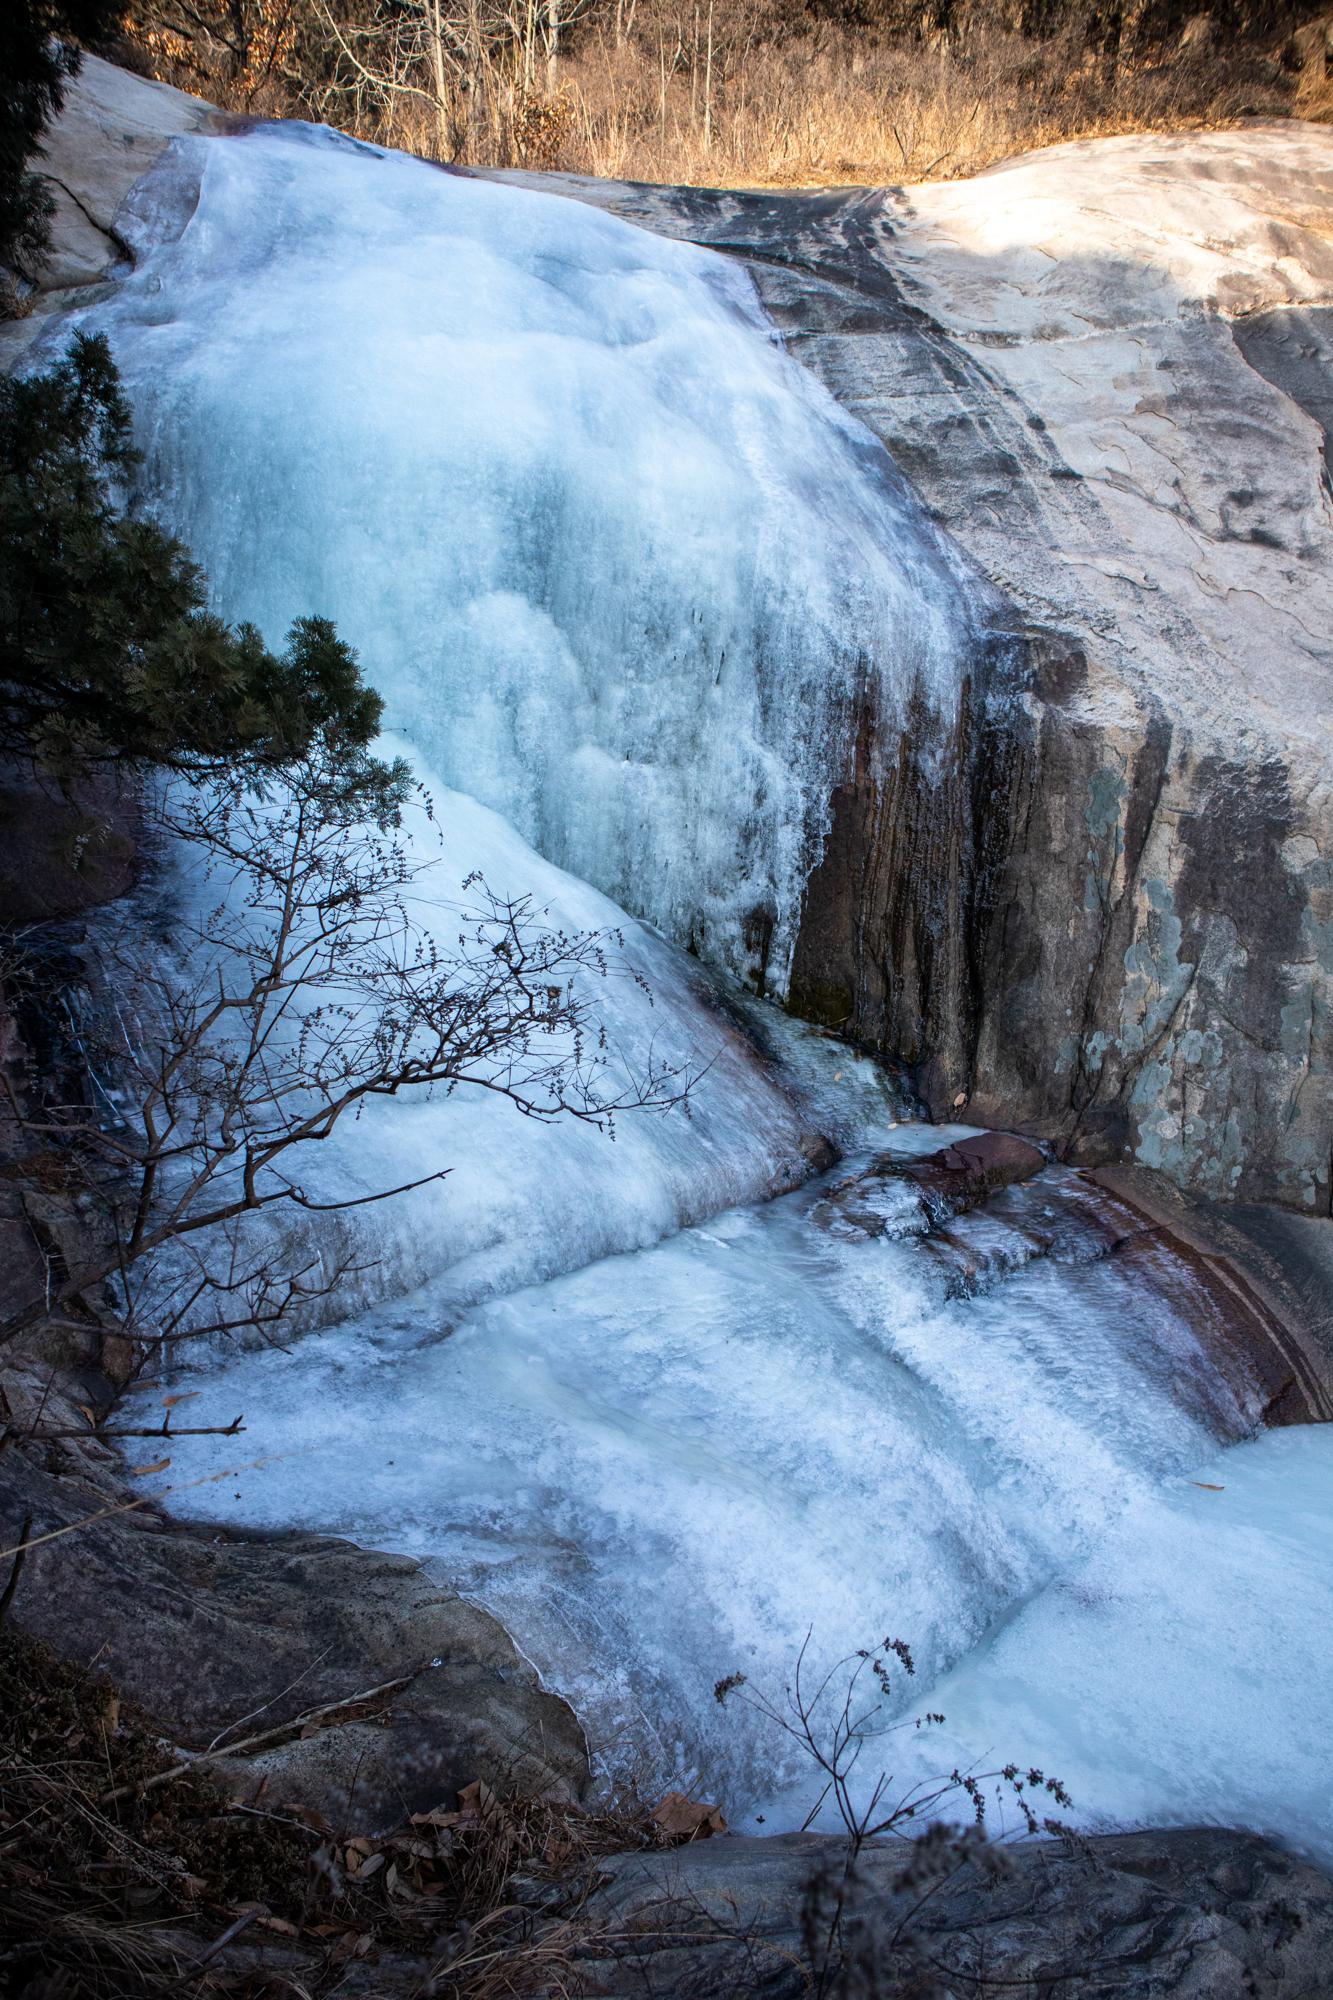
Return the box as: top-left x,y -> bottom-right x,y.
0,333 -> 407,818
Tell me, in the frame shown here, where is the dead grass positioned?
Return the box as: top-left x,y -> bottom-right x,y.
113,0 -> 1330,190
0,1623 -> 687,1999
541,17 -> 1299,185
297,8 -> 1316,189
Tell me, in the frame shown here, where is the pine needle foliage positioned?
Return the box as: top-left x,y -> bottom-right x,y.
0,332 -> 407,819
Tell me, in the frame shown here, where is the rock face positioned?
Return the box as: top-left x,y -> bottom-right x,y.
576,1827 -> 1333,1997
0,762 -> 138,922
0,54 -> 215,366
488,136 -> 1333,1215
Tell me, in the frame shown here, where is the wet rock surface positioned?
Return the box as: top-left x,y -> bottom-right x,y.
816,1127 -> 1043,1229
814,1143 -> 1333,1427
903,1128 -> 1048,1221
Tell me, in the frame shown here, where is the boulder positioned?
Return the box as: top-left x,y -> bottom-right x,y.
0,762 -> 138,921
1289,15 -> 1333,74
0,54 -> 215,365
817,1126 -> 1046,1234
2,1441 -> 589,1828
920,1128 -> 1047,1197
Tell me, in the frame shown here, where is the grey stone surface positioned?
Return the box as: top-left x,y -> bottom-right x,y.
577,1827 -> 1333,1997
0,54 -> 215,367
478,134 -> 1333,1217
2,1426 -> 588,1828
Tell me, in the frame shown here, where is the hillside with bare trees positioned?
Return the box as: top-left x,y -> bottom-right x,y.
105,0 -> 1333,184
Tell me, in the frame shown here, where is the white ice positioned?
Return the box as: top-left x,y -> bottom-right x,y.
68,118 -> 980,991
131,1116 -> 1333,1857
870,1422 -> 1333,1861
128,745 -> 827,1330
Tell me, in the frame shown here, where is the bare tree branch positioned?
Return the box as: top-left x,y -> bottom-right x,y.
0,749 -> 697,1358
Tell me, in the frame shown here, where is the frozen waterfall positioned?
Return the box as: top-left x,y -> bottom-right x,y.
138,1061 -> 1333,1861
62,111 -> 1333,1869
70,118 -> 979,992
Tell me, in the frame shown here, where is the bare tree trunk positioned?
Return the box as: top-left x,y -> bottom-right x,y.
658,23 -> 667,135
427,0 -> 450,156
691,2 -> 698,121
465,0 -> 483,155
704,0 -> 714,152
546,0 -> 559,91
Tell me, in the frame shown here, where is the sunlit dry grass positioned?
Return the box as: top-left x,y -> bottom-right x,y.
566,24 -> 1292,184
364,13 -> 1306,188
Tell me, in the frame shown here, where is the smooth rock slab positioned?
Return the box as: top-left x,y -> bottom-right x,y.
2,1438 -> 588,1828
577,1827 -> 1333,1997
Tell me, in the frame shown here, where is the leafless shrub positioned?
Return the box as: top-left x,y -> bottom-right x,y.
717,1632 -> 1071,1995
0,752 -> 693,1361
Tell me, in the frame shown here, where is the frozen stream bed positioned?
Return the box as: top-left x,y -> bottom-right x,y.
48,99 -> 1330,1868
131,1018 -> 1333,1863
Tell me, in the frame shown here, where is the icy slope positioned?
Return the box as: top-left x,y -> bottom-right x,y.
136,1113 -> 1333,1859
133,748 -> 827,1332
64,118 -> 980,992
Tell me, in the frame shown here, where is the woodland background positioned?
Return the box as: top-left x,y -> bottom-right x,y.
90,0 -> 1333,188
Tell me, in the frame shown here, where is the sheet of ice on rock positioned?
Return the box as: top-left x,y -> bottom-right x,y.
856,1423 -> 1333,1865
68,116 -> 981,992
129,1099 -> 1333,1861
134,749 -> 829,1333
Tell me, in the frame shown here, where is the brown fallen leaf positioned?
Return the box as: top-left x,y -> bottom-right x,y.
1189,1481 -> 1225,1491
282,1798 -> 332,1834
454,1778 -> 502,1830
650,1790 -> 727,1842
457,1778 -> 499,1816
132,1457 -> 171,1478
163,1391 -> 200,1410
